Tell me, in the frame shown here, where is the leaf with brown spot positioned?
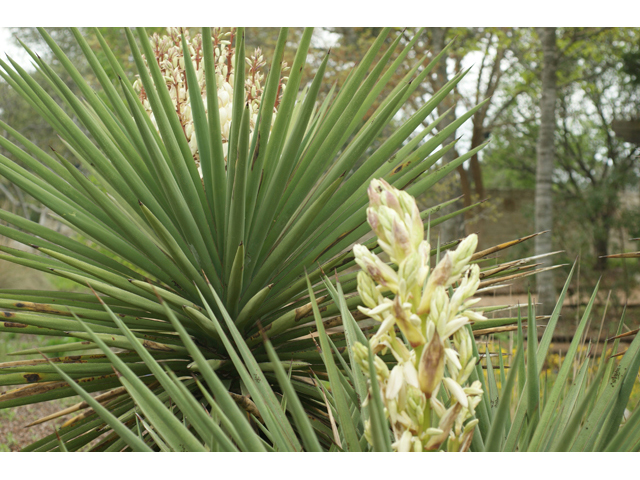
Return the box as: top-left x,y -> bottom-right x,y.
471,231 -> 550,261
23,373 -> 42,383
142,340 -> 175,352
608,328 -> 639,341
0,380 -> 67,401
295,295 -> 328,321
11,301 -> 68,315
313,227 -> 363,263
600,252 -> 640,259
478,264 -> 566,289
3,321 -> 27,328
391,160 -> 411,174
229,392 -> 264,424
26,386 -> 129,427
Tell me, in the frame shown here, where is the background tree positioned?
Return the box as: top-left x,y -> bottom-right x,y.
535,27 -> 558,315
400,27 -> 527,242
483,27 -> 640,295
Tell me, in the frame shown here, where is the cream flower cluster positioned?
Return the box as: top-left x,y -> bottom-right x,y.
133,28 -> 287,177
353,178 -> 485,452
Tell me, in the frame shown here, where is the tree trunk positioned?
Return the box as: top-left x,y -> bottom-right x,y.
593,203 -> 615,271
594,225 -> 609,271
469,118 -> 486,202
534,27 -> 558,315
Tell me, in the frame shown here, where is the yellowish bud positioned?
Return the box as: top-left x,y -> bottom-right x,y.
393,297 -> 425,348
418,331 -> 444,398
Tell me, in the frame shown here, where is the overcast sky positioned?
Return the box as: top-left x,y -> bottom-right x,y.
0,28 -> 31,68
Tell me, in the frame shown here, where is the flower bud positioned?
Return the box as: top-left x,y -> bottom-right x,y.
386,397 -> 399,425
431,253 -> 453,287
430,286 -> 448,322
459,358 -> 477,385
462,309 -> 486,323
357,301 -> 392,320
366,179 -> 424,264
403,360 -> 420,389
357,271 -> 381,309
367,181 -> 382,207
219,106 -> 228,126
393,297 -> 425,348
444,347 -> 462,371
463,382 -> 483,396
425,403 -> 462,451
412,437 -> 423,452
418,330 -> 444,398
443,377 -> 468,408
397,430 -> 413,452
366,207 -> 380,240
398,251 -> 420,297
353,244 -> 398,292
369,315 -> 395,353
374,355 -> 390,382
449,234 -> 478,282
443,316 -> 470,340
417,240 -> 430,282
386,365 -> 404,400
218,89 -> 230,107
185,123 -> 194,139
352,341 -> 370,373
391,216 -> 412,262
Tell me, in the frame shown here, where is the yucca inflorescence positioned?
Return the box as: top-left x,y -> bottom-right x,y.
133,27 -> 287,173
353,179 -> 484,451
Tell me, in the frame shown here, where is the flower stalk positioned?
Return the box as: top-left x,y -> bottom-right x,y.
353,178 -> 485,452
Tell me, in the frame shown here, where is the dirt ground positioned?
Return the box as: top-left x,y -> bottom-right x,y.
0,393 -> 75,451
0,261 -> 77,451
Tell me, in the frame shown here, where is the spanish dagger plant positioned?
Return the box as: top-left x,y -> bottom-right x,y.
1,27 -> 635,452
0,26 -> 487,451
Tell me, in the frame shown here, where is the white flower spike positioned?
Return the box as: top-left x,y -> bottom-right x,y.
353,178 -> 485,451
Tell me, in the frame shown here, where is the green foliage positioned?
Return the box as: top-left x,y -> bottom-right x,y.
483,28 -> 640,275
622,49 -> 640,86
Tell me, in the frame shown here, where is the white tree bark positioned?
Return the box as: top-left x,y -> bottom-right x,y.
535,27 -> 558,315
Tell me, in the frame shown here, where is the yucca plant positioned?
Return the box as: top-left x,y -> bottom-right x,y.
476,273 -> 640,452
0,27 -> 592,452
